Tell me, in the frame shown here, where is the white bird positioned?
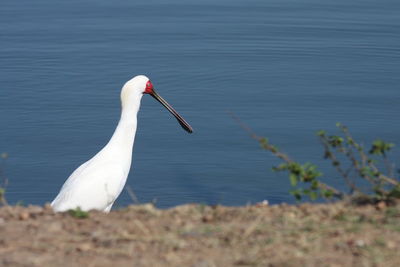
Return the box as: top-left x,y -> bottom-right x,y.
51,75 -> 193,212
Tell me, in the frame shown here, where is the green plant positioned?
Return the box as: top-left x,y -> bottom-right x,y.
231,112 -> 399,202
274,123 -> 398,202
316,123 -> 398,201
68,207 -> 89,218
260,136 -> 340,201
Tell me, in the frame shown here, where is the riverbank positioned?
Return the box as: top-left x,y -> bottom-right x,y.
0,201 -> 399,266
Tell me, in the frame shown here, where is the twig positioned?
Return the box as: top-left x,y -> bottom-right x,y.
125,185 -> 140,204
229,111 -> 342,198
319,137 -> 360,194
228,111 -> 292,163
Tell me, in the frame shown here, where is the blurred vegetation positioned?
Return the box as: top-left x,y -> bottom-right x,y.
232,112 -> 399,203
68,207 -> 89,219
262,123 -> 399,203
0,152 -> 8,206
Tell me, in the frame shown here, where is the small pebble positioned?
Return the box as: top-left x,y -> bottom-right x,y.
202,214 -> 213,223
376,201 -> 386,210
386,241 -> 396,249
255,200 -> 269,207
19,212 -> 30,220
355,239 -> 365,247
76,243 -> 92,252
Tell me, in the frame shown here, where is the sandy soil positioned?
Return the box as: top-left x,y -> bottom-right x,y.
0,201 -> 399,267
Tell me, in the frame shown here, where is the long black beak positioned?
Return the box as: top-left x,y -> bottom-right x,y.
150,90 -> 193,133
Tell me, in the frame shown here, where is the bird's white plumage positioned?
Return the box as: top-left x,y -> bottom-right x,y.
51,75 -> 149,212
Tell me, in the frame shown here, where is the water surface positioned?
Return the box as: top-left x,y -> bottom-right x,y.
1,0 -> 400,208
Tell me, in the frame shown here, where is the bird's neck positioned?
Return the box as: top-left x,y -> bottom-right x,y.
106,94 -> 143,160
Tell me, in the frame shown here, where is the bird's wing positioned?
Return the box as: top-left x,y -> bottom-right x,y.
51,160 -> 127,212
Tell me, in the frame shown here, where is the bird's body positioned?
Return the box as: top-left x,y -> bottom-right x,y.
51,75 -> 192,212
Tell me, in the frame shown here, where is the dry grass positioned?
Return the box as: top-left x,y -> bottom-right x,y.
0,201 -> 400,266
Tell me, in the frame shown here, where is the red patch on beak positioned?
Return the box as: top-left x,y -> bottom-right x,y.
144,80 -> 154,94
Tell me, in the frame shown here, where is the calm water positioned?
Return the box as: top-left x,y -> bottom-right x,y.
1,0 -> 399,208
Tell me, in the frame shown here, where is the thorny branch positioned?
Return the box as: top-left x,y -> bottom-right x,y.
229,112 -> 341,198
230,112 -> 399,201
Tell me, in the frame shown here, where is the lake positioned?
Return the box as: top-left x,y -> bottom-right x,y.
1,0 -> 399,208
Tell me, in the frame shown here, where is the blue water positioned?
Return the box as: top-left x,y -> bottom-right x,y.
1,0 -> 399,208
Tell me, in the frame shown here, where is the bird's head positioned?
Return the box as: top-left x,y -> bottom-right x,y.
121,75 -> 193,133
121,75 -> 150,101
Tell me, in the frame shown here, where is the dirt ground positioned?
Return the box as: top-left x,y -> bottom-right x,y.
0,201 -> 399,267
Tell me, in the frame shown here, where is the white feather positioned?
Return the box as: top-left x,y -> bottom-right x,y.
51,75 -> 149,212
